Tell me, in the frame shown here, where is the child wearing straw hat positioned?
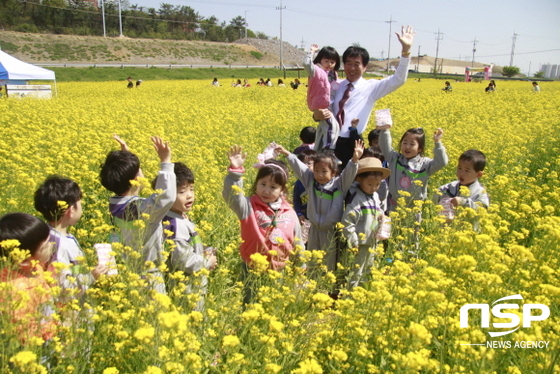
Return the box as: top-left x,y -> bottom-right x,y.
342,157 -> 390,288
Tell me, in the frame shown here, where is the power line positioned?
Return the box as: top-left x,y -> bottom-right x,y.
175,0 -> 272,9
476,48 -> 560,58
286,7 -> 385,23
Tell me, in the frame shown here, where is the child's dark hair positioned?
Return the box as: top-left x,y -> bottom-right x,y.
297,149 -> 317,163
299,126 -> 316,145
151,162 -> 195,190
342,45 -> 370,67
0,213 -> 50,257
313,46 -> 341,71
313,151 -> 338,175
250,159 -> 290,195
100,150 -> 141,195
361,146 -> 384,162
399,128 -> 425,156
174,162 -> 195,187
459,149 -> 486,172
34,175 -> 83,222
367,129 -> 381,146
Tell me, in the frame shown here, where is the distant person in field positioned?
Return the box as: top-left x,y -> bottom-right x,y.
485,82 -> 496,93
304,44 -> 341,152
277,79 -> 286,87
211,78 -> 220,87
257,78 -> 265,86
290,78 -> 301,90
442,81 -> 452,93
434,149 -> 489,221
136,79 -> 142,88
232,79 -> 242,87
532,81 -> 540,92
126,77 -> 133,89
100,135 -> 176,294
243,79 -> 251,87
293,126 -> 316,155
265,78 -> 273,87
312,26 -> 416,169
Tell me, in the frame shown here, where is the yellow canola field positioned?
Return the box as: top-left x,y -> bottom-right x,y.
0,79 -> 559,374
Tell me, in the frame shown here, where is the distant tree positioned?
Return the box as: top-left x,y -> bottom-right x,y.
502,66 -> 521,77
255,32 -> 269,40
533,71 -> 545,78
200,15 -> 224,41
226,15 -> 246,40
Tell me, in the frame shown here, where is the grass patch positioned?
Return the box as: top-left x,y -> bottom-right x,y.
0,41 -> 19,52
250,51 -> 263,60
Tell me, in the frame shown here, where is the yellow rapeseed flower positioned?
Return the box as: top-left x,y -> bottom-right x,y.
222,334 -> 241,348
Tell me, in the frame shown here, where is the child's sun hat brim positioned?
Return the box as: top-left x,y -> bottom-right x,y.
357,157 -> 391,179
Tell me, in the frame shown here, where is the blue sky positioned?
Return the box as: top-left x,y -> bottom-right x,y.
130,0 -> 560,76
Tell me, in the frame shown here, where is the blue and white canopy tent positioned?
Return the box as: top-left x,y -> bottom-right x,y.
0,49 -> 56,96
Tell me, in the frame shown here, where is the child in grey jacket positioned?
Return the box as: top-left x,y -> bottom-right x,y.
342,157 -> 390,288
276,141 -> 364,272
378,126 -> 448,212
101,135 -> 176,294
162,162 -> 217,309
435,149 -> 489,217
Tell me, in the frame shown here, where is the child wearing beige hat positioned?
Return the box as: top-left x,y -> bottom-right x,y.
342,157 -> 390,288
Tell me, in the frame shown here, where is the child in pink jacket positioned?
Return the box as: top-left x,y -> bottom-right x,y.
222,145 -> 303,303
305,44 -> 341,151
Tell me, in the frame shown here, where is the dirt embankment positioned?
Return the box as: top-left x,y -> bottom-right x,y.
0,31 -> 306,66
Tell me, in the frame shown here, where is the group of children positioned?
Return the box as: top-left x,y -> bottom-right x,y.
0,42 -> 491,340
0,135 -> 219,340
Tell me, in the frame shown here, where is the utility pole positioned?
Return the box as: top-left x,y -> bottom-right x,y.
300,38 -> 305,50
416,45 -> 420,71
380,50 -> 384,60
276,0 -> 286,69
385,15 -> 396,72
528,61 -> 531,77
433,28 -> 443,77
244,11 -> 248,42
509,32 -> 518,66
118,0 -> 124,37
100,0 -> 106,37
471,37 -> 477,67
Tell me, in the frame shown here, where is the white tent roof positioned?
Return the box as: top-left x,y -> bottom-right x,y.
0,50 -> 55,80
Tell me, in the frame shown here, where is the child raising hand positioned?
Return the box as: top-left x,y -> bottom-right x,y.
378,125 -> 448,212
222,144 -> 303,302
276,140 -> 364,277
